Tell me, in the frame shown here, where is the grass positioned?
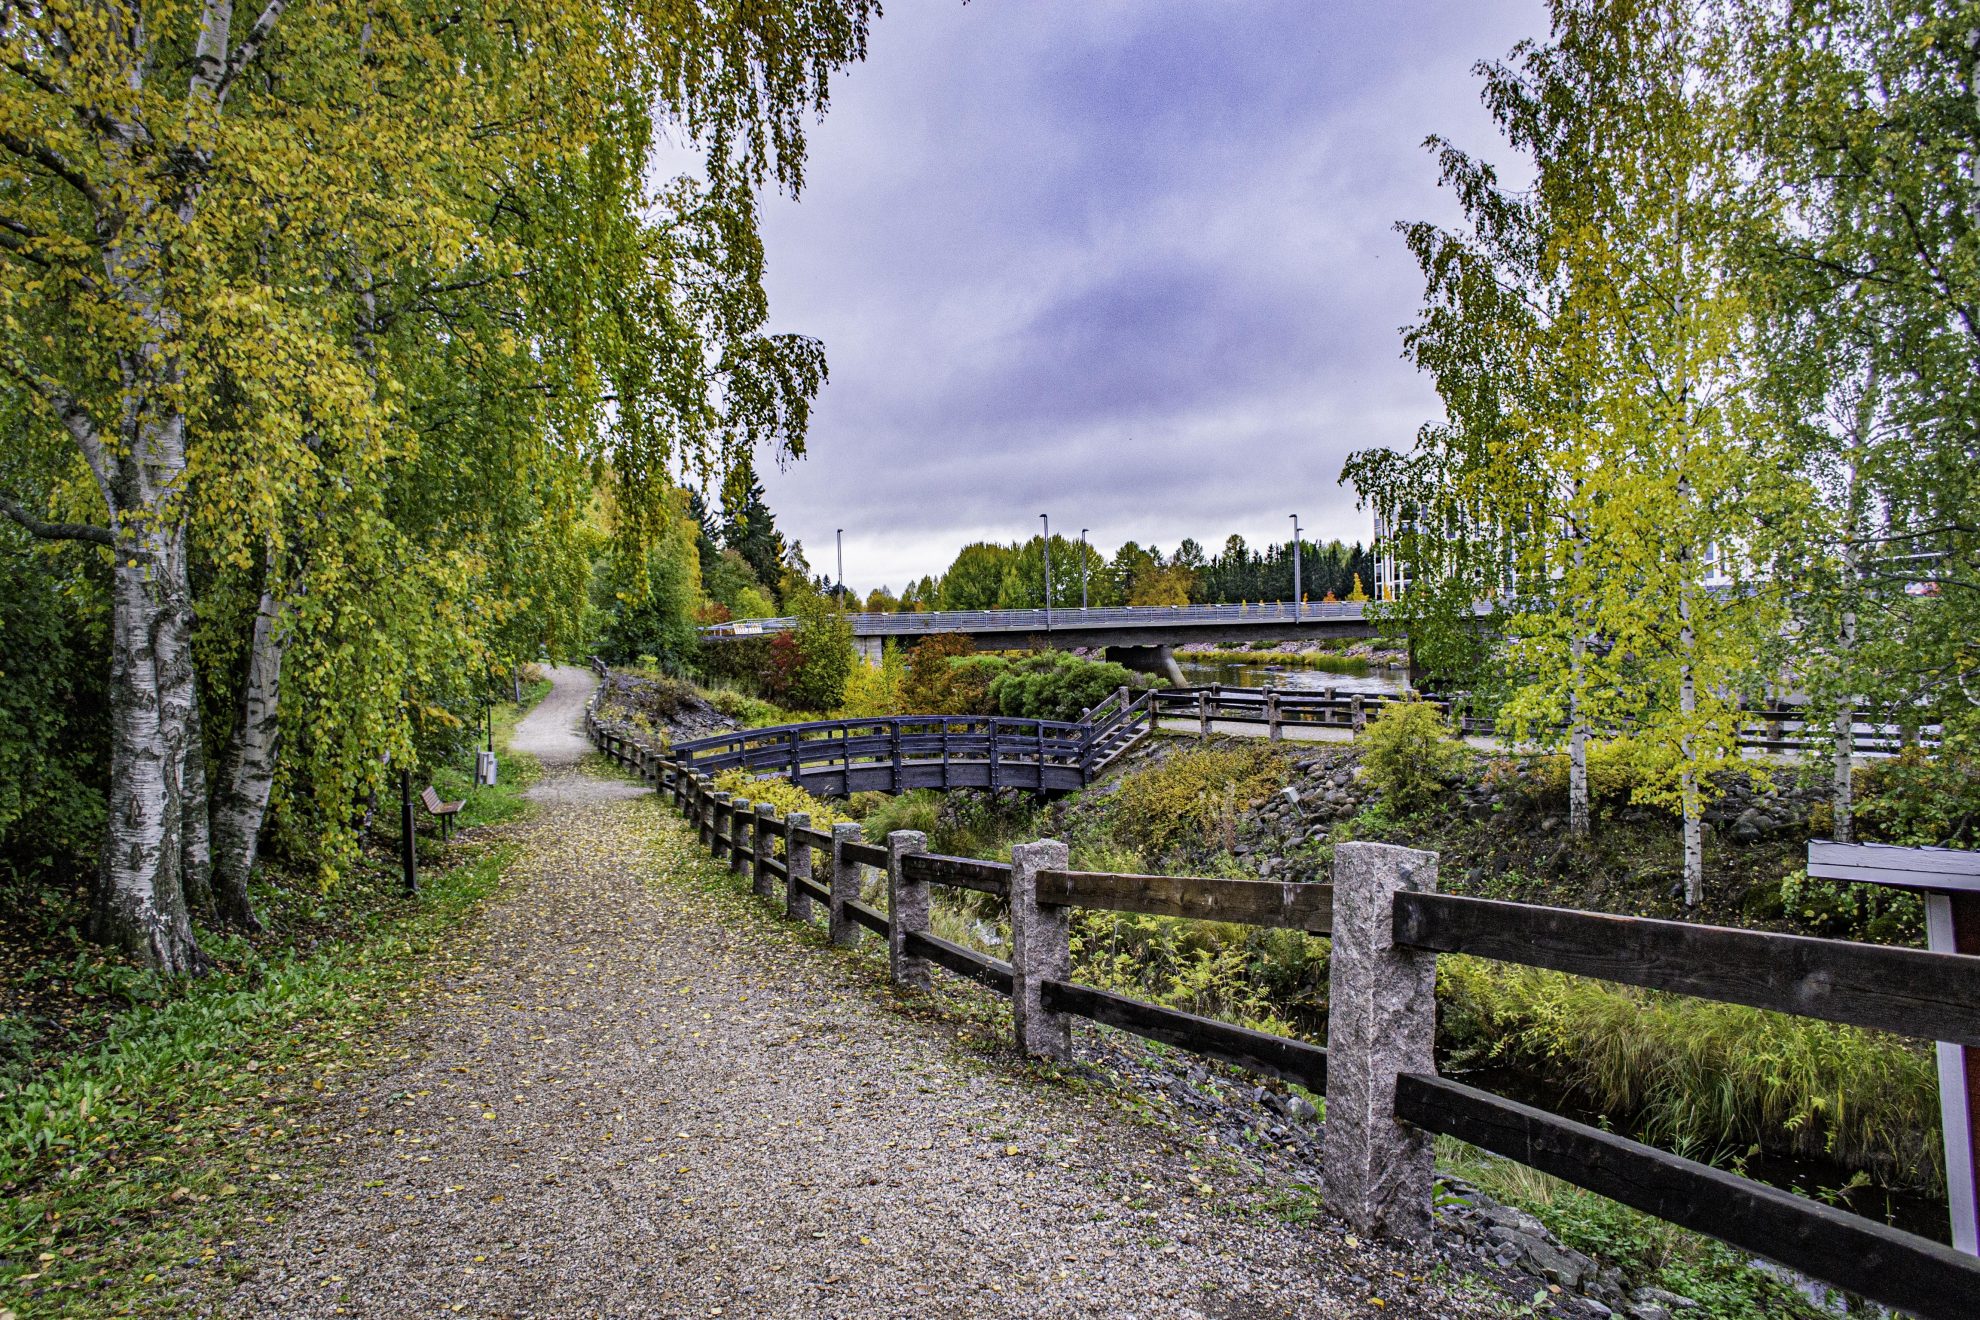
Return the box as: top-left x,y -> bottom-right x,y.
0,845 -> 511,1318
1435,1137 -> 1829,1318
0,684 -> 549,1318
1437,957 -> 1942,1198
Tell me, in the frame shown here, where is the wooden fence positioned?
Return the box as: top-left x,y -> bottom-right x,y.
662,686 -> 1153,794
582,701 -> 1979,1319
1151,684 -> 1941,755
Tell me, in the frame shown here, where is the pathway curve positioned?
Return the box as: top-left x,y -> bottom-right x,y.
212,668 -> 1495,1318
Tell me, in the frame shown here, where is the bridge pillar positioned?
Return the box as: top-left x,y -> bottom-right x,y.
853,636 -> 884,669
1106,643 -> 1185,686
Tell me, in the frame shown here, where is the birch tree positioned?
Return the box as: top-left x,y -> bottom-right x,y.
0,1 -> 876,969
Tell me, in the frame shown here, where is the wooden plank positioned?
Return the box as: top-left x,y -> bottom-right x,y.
1036,870 -> 1333,933
1394,1073 -> 1980,1320
1393,891 -> 1980,1047
840,840 -> 891,870
794,875 -> 831,905
845,898 -> 890,936
902,853 -> 1011,896
792,825 -> 834,850
902,930 -> 1014,995
1041,980 -> 1326,1092
762,856 -> 787,880
1809,840 -> 1980,892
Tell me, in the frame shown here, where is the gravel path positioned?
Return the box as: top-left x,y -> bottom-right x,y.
209,671 -> 1500,1319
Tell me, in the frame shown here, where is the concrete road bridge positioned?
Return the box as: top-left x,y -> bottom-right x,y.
699,600 -> 1381,682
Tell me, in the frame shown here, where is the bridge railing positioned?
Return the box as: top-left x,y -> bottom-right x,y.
588,717 -> 1980,1320
698,599 -> 1374,639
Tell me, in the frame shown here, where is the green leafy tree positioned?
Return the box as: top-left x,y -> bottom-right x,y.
938,542 -> 1016,610
0,0 -> 878,969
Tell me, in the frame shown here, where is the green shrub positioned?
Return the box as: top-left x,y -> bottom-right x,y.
900,635 -> 980,713
946,656 -> 1011,713
860,790 -> 942,842
1110,742 -> 1291,858
1360,698 -> 1469,814
1073,911 -> 1304,1032
1777,867 -> 1923,945
988,651 -> 1143,723
1437,957 -> 1942,1194
1856,745 -> 1980,847
710,772 -> 854,830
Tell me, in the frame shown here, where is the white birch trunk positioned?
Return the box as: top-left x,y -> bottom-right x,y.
1567,536 -> 1590,838
181,678 -> 214,915
95,544 -> 202,972
211,585 -> 285,930
1568,685 -> 1591,838
1678,597 -> 1703,907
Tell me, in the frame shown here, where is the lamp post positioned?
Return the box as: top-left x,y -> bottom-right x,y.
1080,528 -> 1089,610
1040,513 -> 1052,635
836,528 -> 844,603
1290,514 -> 1303,622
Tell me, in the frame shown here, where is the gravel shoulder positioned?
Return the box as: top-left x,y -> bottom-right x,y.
205,682 -> 1504,1317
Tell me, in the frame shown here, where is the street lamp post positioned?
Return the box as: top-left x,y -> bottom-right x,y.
1080,528 -> 1089,610
1290,514 -> 1303,622
1040,513 -> 1052,635
836,528 -> 844,604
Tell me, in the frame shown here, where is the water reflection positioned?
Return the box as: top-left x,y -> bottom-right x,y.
1175,656 -> 1411,696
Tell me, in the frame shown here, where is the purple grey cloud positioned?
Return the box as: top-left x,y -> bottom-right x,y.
746,0 -> 1547,594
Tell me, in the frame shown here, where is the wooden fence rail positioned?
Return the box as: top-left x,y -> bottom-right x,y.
1150,685 -> 1942,755
581,681 -> 1980,1319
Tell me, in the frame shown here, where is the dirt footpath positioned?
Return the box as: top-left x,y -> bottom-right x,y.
208,669 -> 1494,1318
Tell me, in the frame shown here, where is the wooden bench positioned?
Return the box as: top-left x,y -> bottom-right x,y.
420,785 -> 465,840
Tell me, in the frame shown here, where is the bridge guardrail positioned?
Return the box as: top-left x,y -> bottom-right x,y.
698,599 -> 1377,639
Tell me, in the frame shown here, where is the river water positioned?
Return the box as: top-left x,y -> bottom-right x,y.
1174,655 -> 1412,696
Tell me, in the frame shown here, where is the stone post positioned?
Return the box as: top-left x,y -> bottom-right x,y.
710,792 -> 731,859
829,821 -> 863,947
1197,690 -> 1210,740
1267,691 -> 1283,742
753,802 -> 777,899
887,830 -> 931,991
1351,693 -> 1366,733
1324,840 -> 1439,1246
729,799 -> 752,877
785,812 -> 814,923
1010,838 -> 1073,1061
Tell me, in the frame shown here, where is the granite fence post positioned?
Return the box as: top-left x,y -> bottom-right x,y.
1323,839 -> 1439,1246
887,830 -> 931,991
728,798 -> 752,876
829,822 -> 863,947
1010,838 -> 1073,1061
785,811 -> 814,923
710,792 -> 731,860
753,802 -> 777,899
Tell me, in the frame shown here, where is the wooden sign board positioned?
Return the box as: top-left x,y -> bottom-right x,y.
1809,841 -> 1980,1255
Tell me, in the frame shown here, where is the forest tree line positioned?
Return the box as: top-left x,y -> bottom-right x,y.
845,534 -> 1376,614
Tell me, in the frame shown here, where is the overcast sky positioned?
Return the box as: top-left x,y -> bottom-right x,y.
738,1 -> 1546,596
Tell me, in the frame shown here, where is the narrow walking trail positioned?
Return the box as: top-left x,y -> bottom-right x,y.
212,668 -> 1493,1318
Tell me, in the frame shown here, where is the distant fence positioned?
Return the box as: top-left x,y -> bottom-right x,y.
1152,684 -> 1941,756
583,690 -> 1980,1319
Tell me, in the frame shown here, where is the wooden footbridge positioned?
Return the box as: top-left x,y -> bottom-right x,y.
659,687 -> 1154,795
